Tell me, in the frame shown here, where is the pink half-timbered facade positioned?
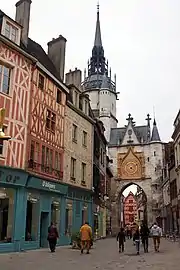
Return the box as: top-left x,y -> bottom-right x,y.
0,29 -> 34,168
27,65 -> 67,180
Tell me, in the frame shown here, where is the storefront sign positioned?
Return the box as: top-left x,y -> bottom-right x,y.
27,177 -> 68,195
0,166 -> 28,187
42,180 -> 56,190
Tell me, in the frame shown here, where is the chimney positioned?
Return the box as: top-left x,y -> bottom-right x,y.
65,68 -> 82,90
47,35 -> 67,82
15,0 -> 32,47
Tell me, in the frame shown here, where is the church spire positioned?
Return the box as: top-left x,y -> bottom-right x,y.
151,119 -> 161,142
94,3 -> 102,47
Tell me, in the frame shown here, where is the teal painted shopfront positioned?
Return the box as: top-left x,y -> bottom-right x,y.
0,166 -> 93,253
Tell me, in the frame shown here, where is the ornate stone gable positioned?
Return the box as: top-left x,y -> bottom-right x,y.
117,147 -> 145,180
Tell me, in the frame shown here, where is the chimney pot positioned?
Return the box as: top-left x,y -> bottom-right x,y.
47,35 -> 67,82
15,0 -> 32,47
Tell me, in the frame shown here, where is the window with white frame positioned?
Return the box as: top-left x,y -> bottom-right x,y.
4,21 -> 19,44
0,64 -> 11,94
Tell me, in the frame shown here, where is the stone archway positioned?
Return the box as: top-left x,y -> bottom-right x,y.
111,178 -> 153,235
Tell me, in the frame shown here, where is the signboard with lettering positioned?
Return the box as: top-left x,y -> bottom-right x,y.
27,177 -> 68,195
0,166 -> 28,187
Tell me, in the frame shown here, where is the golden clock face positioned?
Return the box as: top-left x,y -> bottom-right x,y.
124,161 -> 138,175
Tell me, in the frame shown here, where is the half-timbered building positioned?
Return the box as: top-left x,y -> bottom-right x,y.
0,0 -> 93,252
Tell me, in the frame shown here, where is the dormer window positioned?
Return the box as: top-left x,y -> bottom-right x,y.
74,91 -> 78,107
84,100 -> 88,115
5,22 -> 18,43
2,17 -> 21,45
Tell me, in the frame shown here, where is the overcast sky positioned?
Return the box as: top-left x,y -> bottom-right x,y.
1,0 -> 180,142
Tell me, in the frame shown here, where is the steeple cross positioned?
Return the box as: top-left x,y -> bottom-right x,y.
126,113 -> 133,122
146,113 -> 151,127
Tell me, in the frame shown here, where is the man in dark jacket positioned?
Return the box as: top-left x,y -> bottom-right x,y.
140,221 -> 150,253
117,228 -> 126,253
47,222 -> 59,252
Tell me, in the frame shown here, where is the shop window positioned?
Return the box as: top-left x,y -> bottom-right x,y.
0,188 -> 14,243
25,193 -> 39,241
51,199 -> 60,231
65,200 -> 73,235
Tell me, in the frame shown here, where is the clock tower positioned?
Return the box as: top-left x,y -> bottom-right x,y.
82,4 -> 119,142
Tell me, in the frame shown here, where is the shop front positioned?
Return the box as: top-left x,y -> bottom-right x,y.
24,176 -> 68,249
63,186 -> 93,244
0,166 -> 28,253
0,166 -> 93,252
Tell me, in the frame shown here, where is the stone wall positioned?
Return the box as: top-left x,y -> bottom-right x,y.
63,105 -> 93,190
109,142 -> 164,234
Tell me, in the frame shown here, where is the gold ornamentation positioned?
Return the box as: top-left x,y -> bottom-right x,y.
0,108 -> 11,140
117,147 -> 145,180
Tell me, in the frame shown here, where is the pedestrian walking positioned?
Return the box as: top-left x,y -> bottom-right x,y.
133,227 -> 141,255
117,228 -> 126,253
80,221 -> 92,254
140,221 -> 150,253
150,222 -> 162,252
47,222 -> 59,253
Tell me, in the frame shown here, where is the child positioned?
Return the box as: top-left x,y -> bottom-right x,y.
117,228 -> 126,253
133,227 -> 140,255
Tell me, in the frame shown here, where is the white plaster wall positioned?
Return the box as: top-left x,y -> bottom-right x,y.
86,90 -> 99,110
99,90 -> 116,116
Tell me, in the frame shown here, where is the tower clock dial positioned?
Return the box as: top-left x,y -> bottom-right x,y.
125,161 -> 138,175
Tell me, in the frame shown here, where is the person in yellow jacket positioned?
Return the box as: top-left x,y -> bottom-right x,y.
80,222 -> 92,254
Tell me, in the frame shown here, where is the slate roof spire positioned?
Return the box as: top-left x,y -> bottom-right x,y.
94,2 -> 102,47
87,4 -> 108,77
151,119 -> 161,141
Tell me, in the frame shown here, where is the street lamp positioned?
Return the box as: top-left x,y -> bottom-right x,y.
0,108 -> 11,140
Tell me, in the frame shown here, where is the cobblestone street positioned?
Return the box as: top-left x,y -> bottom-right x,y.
0,238 -> 180,270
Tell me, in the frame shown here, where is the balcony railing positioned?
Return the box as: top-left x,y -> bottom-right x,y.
28,160 -> 63,179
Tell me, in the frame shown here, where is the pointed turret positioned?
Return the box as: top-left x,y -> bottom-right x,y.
94,3 -> 102,47
87,4 -> 107,77
151,119 -> 161,141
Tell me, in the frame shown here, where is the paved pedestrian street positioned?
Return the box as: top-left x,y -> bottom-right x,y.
0,238 -> 180,270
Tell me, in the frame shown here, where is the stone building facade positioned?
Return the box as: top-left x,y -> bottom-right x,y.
63,69 -> 94,231
64,69 -> 94,191
109,115 -> 164,233
171,110 -> 180,232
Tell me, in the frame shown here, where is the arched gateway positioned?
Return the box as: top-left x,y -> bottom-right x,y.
108,114 -> 164,235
